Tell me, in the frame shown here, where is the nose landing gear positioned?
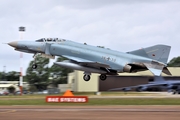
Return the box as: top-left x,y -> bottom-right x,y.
32,53 -> 38,69
32,64 -> 37,69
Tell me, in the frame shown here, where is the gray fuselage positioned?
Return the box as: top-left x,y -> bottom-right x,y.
16,40 -> 152,72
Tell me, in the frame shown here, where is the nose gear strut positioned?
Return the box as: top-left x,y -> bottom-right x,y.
32,53 -> 39,69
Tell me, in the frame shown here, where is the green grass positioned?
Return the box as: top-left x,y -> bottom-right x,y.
97,92 -> 157,96
0,92 -> 155,99
89,98 -> 180,105
0,92 -> 179,105
0,98 -> 180,105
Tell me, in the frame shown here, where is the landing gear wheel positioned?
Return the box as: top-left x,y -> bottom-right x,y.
32,64 -> 37,69
83,75 -> 91,81
32,53 -> 39,69
100,74 -> 107,81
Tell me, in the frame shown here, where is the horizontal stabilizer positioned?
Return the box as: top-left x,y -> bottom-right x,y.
143,62 -> 171,76
162,67 -> 172,75
143,61 -> 165,76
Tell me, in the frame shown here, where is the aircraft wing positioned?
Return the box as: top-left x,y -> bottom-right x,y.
62,55 -> 110,68
58,55 -> 114,74
79,62 -> 110,68
62,55 -> 92,63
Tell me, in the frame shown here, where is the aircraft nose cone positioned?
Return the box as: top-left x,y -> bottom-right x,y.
8,41 -> 18,48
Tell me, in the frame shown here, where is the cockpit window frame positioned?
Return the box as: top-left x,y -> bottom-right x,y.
35,38 -> 66,42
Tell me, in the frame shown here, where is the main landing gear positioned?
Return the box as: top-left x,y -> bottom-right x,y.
83,73 -> 107,81
99,74 -> 107,81
83,74 -> 91,81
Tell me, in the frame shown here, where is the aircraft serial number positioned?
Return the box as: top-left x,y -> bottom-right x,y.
101,56 -> 116,62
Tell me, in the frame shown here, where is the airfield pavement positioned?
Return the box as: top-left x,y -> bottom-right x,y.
1,92 -> 180,120
0,105 -> 180,120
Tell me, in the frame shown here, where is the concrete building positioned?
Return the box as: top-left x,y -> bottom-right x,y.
58,67 -> 180,92
0,84 -> 19,92
59,71 -> 99,92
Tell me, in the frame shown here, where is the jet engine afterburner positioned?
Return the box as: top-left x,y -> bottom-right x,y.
123,64 -> 132,72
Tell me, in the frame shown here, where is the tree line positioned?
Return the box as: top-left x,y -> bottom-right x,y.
0,56 -> 73,91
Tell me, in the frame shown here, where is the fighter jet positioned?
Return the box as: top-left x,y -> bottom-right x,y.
8,38 -> 171,81
109,76 -> 180,94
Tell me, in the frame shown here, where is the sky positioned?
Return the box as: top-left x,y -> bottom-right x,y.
0,0 -> 180,74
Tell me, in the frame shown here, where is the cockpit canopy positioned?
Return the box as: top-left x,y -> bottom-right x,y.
36,38 -> 66,42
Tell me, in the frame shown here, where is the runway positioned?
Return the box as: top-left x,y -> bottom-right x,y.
0,92 -> 180,119
0,106 -> 180,120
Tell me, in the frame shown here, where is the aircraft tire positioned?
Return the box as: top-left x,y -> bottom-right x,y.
100,74 -> 107,81
83,75 -> 90,81
32,64 -> 37,69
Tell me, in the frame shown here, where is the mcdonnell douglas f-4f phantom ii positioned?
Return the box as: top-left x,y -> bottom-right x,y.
8,38 -> 171,81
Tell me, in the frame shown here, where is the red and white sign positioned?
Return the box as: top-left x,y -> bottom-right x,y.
46,96 -> 88,103
46,90 -> 88,103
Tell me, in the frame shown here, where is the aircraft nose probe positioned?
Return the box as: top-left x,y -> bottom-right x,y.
8,41 -> 18,48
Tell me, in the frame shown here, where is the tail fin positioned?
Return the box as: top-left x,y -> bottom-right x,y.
128,45 -> 171,64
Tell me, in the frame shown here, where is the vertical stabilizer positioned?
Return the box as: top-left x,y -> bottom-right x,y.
128,45 -> 171,64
